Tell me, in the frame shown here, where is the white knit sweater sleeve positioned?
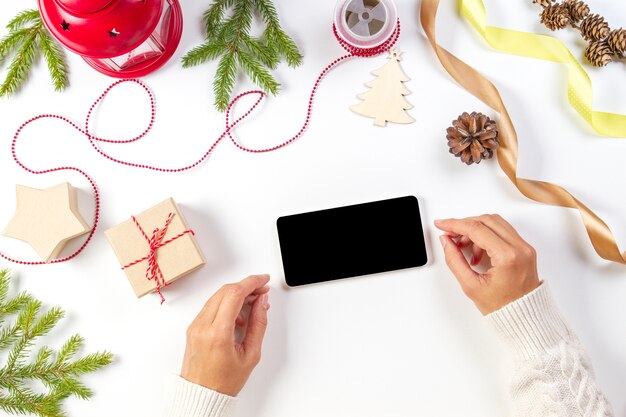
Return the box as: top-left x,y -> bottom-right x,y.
161,376 -> 238,417
486,283 -> 614,417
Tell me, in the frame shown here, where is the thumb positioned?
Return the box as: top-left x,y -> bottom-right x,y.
243,294 -> 269,360
440,235 -> 479,297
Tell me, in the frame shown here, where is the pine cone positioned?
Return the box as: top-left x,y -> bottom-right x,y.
540,4 -> 570,31
532,0 -> 553,7
584,41 -> 613,67
446,112 -> 499,165
564,0 -> 589,22
580,14 -> 610,41
607,28 -> 626,55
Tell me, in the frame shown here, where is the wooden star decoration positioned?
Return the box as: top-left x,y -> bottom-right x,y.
61,20 -> 70,31
2,183 -> 91,262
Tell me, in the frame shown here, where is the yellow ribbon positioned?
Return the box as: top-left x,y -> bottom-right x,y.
459,0 -> 626,138
420,0 -> 626,264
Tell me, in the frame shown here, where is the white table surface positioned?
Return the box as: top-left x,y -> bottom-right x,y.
1,1 -> 625,416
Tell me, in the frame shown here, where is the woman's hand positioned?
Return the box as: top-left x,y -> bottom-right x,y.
435,215 -> 541,315
181,275 -> 271,396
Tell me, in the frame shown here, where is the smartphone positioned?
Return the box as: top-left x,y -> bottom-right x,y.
277,196 -> 427,287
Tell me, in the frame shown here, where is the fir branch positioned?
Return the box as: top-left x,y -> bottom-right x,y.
0,270 -> 113,417
30,306 -> 64,339
66,352 -> 114,375
57,376 -> 91,400
0,29 -> 32,67
0,11 -> 41,97
203,0 -> 236,38
229,0 -> 253,42
3,385 -> 65,417
0,270 -> 11,301
0,270 -> 30,352
0,328 -> 19,352
214,51 -> 238,111
237,49 -> 280,94
183,0 -> 303,111
7,10 -> 41,32
251,0 -> 280,26
243,35 -> 279,69
39,32 -> 68,92
35,347 -> 54,368
181,39 -> 226,68
0,9 -> 69,98
265,23 -> 303,68
55,334 -> 83,366
6,299 -> 43,371
253,0 -> 303,66
0,292 -> 31,318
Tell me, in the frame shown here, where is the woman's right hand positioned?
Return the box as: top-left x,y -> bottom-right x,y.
181,275 -> 271,396
434,215 -> 541,315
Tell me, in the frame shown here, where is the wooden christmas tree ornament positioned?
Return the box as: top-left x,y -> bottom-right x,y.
2,183 -> 91,262
351,48 -> 414,127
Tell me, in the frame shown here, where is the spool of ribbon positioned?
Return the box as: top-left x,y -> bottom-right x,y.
420,0 -> 626,264
334,0 -> 398,49
459,0 -> 626,138
2,3 -> 401,265
121,212 -> 194,304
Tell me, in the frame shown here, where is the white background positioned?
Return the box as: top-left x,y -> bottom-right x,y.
1,0 -> 625,416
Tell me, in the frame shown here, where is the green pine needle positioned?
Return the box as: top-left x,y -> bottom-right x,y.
265,23 -> 303,68
182,40 -> 226,68
237,50 -> 279,94
252,0 -> 279,26
231,0 -> 253,39
253,0 -> 302,67
203,0 -> 236,38
0,269 -> 113,417
40,32 -> 68,92
183,0 -> 303,111
243,35 -> 279,69
0,9 -> 69,98
0,28 -> 40,98
0,29 -> 30,65
7,10 -> 41,32
56,335 -> 84,366
214,51 -> 238,112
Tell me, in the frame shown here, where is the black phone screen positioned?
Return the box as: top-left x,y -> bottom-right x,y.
277,196 -> 427,286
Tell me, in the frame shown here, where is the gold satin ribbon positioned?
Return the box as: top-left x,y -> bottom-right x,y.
420,0 -> 626,264
459,0 -> 626,138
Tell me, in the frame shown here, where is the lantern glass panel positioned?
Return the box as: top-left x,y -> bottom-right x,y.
102,0 -> 174,72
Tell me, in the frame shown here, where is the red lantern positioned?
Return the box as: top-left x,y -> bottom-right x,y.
38,0 -> 183,78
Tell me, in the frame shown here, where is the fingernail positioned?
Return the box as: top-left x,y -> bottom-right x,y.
439,235 -> 447,248
434,219 -> 441,225
261,294 -> 270,310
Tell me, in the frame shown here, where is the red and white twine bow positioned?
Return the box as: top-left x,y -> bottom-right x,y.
3,21 -> 400,266
121,212 -> 194,304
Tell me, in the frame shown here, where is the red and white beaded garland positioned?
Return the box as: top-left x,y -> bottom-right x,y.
1,21 -> 401,265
